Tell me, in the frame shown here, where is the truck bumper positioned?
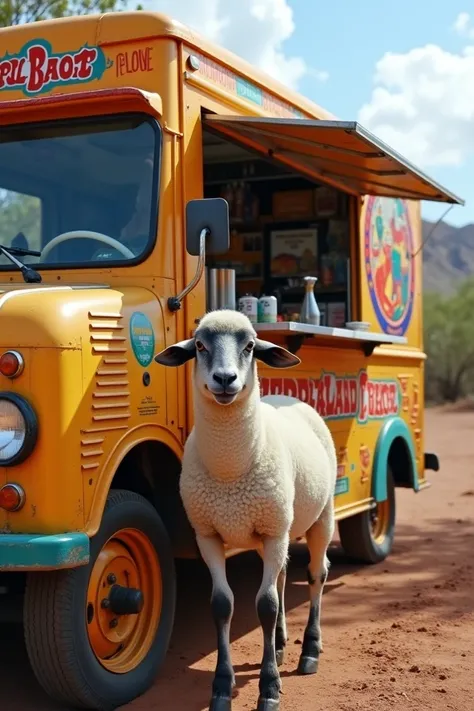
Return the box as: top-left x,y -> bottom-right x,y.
424,452 -> 440,472
0,532 -> 90,571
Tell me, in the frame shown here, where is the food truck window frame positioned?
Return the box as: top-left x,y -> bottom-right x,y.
0,112 -> 163,272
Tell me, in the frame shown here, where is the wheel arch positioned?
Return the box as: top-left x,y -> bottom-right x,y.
85,425 -> 198,558
372,417 -> 418,502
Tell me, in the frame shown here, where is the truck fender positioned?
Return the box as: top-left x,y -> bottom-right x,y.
372,417 -> 418,502
85,423 -> 184,537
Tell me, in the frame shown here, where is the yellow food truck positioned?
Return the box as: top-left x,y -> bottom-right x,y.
0,11 -> 463,710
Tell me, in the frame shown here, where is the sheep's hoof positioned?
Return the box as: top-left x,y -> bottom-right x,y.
256,697 -> 280,711
276,648 -> 285,666
209,695 -> 232,711
297,655 -> 319,675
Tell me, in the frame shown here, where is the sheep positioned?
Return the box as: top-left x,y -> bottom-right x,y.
154,309 -> 337,711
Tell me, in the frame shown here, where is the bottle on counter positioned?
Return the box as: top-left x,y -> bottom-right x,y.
300,276 -> 321,326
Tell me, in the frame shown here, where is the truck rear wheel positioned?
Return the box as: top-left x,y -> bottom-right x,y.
24,489 -> 176,710
338,467 -> 396,564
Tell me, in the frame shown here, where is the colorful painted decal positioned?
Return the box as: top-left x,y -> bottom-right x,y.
260,370 -> 400,423
116,47 -> 153,78
192,51 -> 305,119
399,375 -> 411,412
359,445 -> 371,484
335,447 -> 350,495
410,381 -> 420,426
337,446 -> 348,479
335,477 -> 349,496
0,40 -> 111,96
364,197 -> 415,336
130,312 -> 155,368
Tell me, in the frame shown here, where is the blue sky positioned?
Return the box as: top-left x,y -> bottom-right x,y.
286,1 -> 471,226
150,0 -> 473,227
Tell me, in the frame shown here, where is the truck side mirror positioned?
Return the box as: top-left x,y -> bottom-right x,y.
168,198 -> 230,311
185,197 -> 230,256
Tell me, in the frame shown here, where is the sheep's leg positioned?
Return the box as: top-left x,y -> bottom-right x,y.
256,534 -> 289,711
297,508 -> 334,676
275,566 -> 287,666
257,549 -> 287,667
196,534 -> 235,711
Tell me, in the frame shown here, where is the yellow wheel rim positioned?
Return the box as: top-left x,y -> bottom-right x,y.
86,528 -> 162,674
370,499 -> 390,544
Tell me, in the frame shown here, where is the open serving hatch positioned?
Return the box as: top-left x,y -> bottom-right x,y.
204,116 -> 464,205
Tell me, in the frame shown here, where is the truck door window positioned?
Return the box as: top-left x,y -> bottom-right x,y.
0,113 -> 161,270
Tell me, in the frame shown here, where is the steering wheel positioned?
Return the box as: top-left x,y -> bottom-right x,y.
40,230 -> 135,262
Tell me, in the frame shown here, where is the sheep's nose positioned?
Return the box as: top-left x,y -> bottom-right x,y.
212,371 -> 238,389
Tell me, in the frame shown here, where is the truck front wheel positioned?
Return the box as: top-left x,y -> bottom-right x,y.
24,489 -> 176,710
338,467 -> 396,564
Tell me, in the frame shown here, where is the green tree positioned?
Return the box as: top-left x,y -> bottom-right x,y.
0,189 -> 41,245
424,278 -> 474,402
0,0 -> 130,27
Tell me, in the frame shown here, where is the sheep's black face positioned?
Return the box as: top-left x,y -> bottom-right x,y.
194,324 -> 257,406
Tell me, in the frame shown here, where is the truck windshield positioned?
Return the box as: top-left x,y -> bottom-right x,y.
0,113 -> 160,269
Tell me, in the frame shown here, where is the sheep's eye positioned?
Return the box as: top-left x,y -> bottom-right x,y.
195,340 -> 206,352
244,341 -> 255,353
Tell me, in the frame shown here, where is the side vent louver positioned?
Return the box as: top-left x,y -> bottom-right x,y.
81,311 -> 130,471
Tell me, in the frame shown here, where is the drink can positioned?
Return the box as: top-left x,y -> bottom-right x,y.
258,295 -> 278,323
238,295 -> 259,324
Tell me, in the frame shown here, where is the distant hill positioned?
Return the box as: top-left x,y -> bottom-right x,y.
422,219 -> 474,293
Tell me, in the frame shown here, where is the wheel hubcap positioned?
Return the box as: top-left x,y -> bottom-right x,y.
106,584 -> 145,615
86,528 -> 162,673
370,499 -> 390,544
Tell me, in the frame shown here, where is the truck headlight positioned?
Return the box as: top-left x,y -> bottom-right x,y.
0,393 -> 38,466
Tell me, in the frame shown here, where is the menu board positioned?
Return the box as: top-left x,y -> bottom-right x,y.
270,228 -> 318,277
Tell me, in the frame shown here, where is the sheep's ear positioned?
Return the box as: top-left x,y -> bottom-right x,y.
253,338 -> 301,369
154,338 -> 196,367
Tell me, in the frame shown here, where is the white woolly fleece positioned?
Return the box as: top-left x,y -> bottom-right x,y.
179,313 -> 338,551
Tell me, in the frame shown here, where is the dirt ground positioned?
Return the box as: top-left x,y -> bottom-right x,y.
1,407 -> 473,711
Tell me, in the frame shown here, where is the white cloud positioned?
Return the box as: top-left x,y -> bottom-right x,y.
142,0 -> 327,89
453,11 -> 474,38
358,23 -> 474,168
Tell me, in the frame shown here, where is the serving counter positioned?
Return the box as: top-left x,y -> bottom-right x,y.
255,322 -> 407,356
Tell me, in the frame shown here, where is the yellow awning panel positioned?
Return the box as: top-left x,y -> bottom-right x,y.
204,116 -> 464,205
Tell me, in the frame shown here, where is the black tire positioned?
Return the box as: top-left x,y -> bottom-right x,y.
338,467 -> 396,564
24,489 -> 176,711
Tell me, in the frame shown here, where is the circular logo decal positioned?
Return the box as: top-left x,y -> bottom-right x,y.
364,197 -> 415,336
130,312 -> 155,367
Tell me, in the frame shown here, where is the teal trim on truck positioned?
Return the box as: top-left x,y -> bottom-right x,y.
0,532 -> 90,570
372,417 -> 418,502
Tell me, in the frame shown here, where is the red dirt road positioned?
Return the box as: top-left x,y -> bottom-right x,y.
2,408 -> 473,711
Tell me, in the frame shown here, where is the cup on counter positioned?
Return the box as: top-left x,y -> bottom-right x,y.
238,294 -> 259,324
258,295 -> 278,323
